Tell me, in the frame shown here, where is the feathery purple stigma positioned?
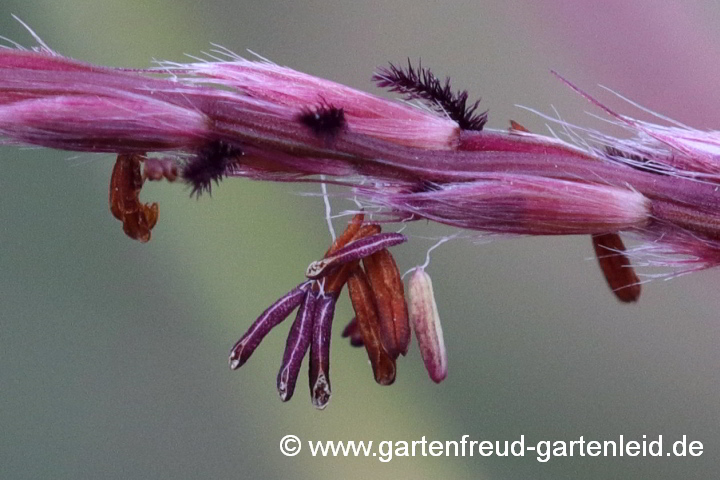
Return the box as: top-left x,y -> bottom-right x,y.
298,103 -> 346,139
182,141 -> 242,197
373,59 -> 487,131
277,290 -> 318,402
306,232 -> 408,279
309,294 -> 337,410
229,281 -> 310,370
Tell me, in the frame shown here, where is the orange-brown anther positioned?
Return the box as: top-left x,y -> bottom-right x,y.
325,213 -> 365,256
362,249 -> 410,357
347,267 -> 396,385
323,261 -> 359,296
321,223 -> 382,296
509,120 -> 531,133
353,224 -> 382,240
109,153 -> 158,243
592,233 -> 641,303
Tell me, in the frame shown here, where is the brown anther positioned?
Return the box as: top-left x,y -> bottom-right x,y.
320,223 -> 382,296
325,213 -> 365,256
347,266 -> 396,385
322,262 -> 360,296
362,248 -> 410,357
509,120 -> 531,133
109,153 -> 158,243
592,233 -> 641,303
313,216 -> 399,381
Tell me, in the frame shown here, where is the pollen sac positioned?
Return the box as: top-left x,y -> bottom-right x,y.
362,248 -> 410,358
109,153 -> 158,243
229,213 -> 409,406
229,281 -> 311,370
408,267 -> 447,383
277,290 -> 318,402
509,120 -> 531,133
325,214 -> 365,255
309,294 -> 337,409
591,233 -> 641,303
306,232 -> 408,279
347,267 -> 396,385
321,224 -> 382,296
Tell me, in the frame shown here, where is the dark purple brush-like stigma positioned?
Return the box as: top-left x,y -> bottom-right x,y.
297,102 -> 347,139
373,59 -> 488,131
277,290 -> 318,402
182,140 -> 243,197
306,232 -> 408,279
309,294 -> 337,409
229,281 -> 311,370
341,317 -> 364,347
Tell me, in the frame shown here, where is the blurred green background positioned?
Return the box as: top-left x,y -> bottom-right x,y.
2,1 -> 719,478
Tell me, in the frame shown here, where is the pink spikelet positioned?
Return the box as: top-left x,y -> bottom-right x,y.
5,23 -> 720,407
408,267 -> 448,384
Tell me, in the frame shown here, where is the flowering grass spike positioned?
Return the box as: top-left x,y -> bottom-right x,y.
3,22 -> 720,407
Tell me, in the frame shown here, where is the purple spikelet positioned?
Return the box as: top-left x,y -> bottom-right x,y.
309,294 -> 337,409
277,290 -> 318,402
229,281 -> 310,370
